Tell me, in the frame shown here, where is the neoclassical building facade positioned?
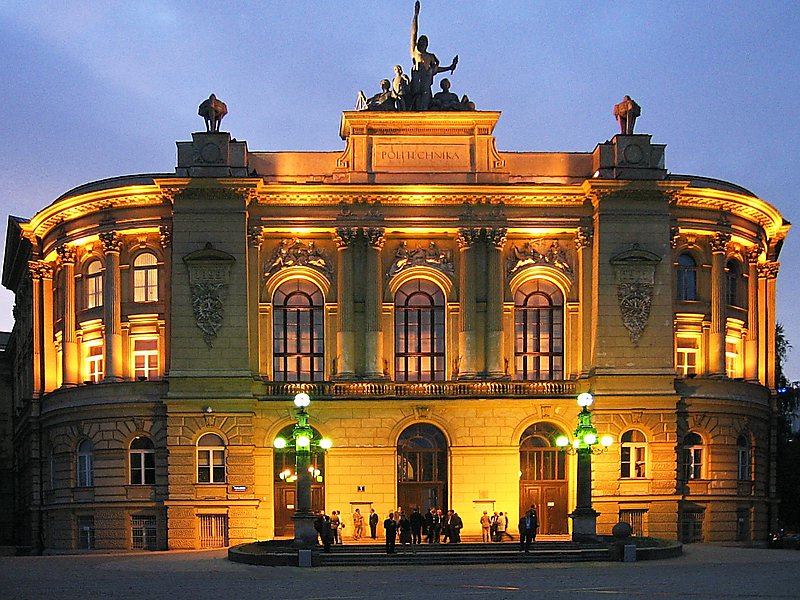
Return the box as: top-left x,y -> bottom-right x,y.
1,110 -> 788,550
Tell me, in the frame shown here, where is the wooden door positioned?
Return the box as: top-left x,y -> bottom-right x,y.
521,483 -> 568,534
274,483 -> 325,536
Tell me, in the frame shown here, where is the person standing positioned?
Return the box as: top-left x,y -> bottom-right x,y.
352,508 -> 364,541
314,510 -> 333,553
384,512 -> 398,554
409,507 -> 424,545
398,511 -> 412,553
330,510 -> 342,545
490,511 -> 499,542
518,506 -> 539,553
480,510 -> 492,543
450,511 -> 463,544
424,507 -> 436,543
369,508 -> 379,539
496,511 -> 507,542
433,509 -> 444,543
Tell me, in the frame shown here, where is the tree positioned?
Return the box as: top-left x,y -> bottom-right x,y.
775,323 -> 800,529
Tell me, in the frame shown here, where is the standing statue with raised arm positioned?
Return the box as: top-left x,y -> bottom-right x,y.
410,1 -> 458,110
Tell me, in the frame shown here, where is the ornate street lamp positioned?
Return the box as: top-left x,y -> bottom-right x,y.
556,392 -> 613,542
273,392 -> 332,548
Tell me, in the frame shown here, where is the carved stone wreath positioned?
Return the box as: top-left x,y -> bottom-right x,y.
183,243 -> 236,348
610,245 -> 662,345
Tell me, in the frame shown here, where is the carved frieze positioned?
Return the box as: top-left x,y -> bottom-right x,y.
506,239 -> 573,280
610,245 -> 662,345
183,243 -> 236,348
387,241 -> 454,278
265,238 -> 333,278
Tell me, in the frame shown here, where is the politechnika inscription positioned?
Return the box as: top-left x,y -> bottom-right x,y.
373,144 -> 468,170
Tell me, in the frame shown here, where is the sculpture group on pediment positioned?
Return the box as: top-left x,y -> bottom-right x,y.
355,2 -> 474,112
506,240 -> 573,279
387,241 -> 454,278
266,238 -> 333,278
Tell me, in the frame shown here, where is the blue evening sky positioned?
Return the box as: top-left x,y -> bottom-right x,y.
2,1 -> 799,377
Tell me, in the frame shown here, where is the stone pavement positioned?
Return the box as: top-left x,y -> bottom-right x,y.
1,544 -> 799,600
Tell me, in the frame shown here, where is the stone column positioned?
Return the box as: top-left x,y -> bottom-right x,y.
575,227 -> 594,375
759,261 -> 779,388
40,262 -> 57,392
485,227 -> 507,377
28,261 -> 44,397
457,228 -> 481,379
100,231 -> 124,382
745,246 -> 761,382
57,245 -> 79,386
364,227 -> 385,378
334,227 -> 358,378
708,233 -> 730,377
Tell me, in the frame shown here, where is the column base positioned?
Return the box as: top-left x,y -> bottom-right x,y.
293,513 -> 318,549
570,507 -> 600,543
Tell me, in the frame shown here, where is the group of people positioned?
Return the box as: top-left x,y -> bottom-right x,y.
383,507 -> 464,554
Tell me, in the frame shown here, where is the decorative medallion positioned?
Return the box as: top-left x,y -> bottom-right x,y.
387,241 -> 454,278
506,239 -> 573,280
610,245 -> 662,345
183,243 -> 236,348
265,238 -> 333,278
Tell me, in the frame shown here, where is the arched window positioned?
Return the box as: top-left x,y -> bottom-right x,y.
725,259 -> 741,306
197,433 -> 226,483
273,279 -> 324,381
133,252 -> 159,302
620,430 -> 647,479
677,253 -> 698,301
129,436 -> 155,485
85,260 -> 103,308
737,435 -> 752,481
397,424 -> 447,510
682,432 -> 704,481
76,439 -> 94,487
514,279 -> 564,380
394,279 -> 445,382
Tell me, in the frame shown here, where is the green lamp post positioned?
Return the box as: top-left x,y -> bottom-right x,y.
273,392 -> 332,548
556,392 -> 613,542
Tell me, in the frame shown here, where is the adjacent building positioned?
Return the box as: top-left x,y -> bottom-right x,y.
1,108 -> 788,551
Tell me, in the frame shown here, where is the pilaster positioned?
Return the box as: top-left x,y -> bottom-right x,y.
485,227 -> 506,377
27,261 -> 44,397
56,245 -> 79,386
335,227 -> 358,378
709,233 -> 730,377
575,227 -> 593,375
745,246 -> 760,382
100,231 -> 124,382
364,227 -> 385,378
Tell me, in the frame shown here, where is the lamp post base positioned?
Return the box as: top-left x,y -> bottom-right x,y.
569,507 -> 600,543
293,513 -> 318,549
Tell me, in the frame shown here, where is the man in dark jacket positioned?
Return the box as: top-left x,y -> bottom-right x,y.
518,506 -> 539,553
384,512 -> 398,554
314,510 -> 333,553
369,508 -> 379,539
449,510 -> 463,543
409,507 -> 425,544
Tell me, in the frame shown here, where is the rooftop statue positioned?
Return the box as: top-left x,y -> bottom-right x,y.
198,94 -> 228,132
431,78 -> 475,111
409,1 -> 458,110
613,95 -> 641,135
356,79 -> 398,111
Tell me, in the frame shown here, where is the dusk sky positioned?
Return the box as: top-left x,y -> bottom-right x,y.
2,1 -> 799,377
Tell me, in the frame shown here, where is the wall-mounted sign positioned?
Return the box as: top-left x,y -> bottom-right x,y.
231,485 -> 247,492
357,485 -> 366,492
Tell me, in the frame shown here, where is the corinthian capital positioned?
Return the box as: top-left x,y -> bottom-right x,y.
56,245 -> 76,265
99,231 -> 122,253
757,261 -> 779,280
334,226 -> 359,248
457,227 -> 482,249
485,227 -> 508,249
28,260 -> 53,280
575,227 -> 594,250
709,232 -> 731,254
364,227 -> 386,249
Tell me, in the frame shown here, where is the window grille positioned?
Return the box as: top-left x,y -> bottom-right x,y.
131,515 -> 157,550
619,509 -> 647,537
199,515 -> 228,548
680,511 -> 704,543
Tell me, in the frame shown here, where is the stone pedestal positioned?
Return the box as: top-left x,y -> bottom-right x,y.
570,507 -> 600,543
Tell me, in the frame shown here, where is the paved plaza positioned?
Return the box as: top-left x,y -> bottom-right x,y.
1,544 -> 799,599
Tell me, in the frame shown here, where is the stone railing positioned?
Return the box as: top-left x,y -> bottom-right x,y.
259,379 -> 576,400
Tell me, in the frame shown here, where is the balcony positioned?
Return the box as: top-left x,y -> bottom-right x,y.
259,379 -> 576,400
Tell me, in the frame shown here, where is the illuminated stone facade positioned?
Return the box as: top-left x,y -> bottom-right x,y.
1,111 -> 788,550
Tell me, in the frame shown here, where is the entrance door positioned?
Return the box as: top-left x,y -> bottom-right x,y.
274,483 -> 325,536
519,422 -> 569,535
397,424 -> 448,512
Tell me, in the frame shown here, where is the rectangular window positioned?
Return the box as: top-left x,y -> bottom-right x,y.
133,266 -> 158,302
131,515 -> 157,550
130,451 -> 156,485
198,449 -> 226,483
132,338 -> 159,380
726,337 -> 741,378
199,515 -> 228,548
684,448 -> 703,480
77,516 -> 95,549
619,509 -> 647,537
621,446 -> 646,478
680,510 -> 704,543
676,336 -> 699,376
86,342 -> 104,383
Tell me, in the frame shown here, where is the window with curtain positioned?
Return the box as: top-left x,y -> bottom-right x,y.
133,252 -> 159,302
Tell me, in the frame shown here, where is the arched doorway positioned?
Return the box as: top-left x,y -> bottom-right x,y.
519,422 -> 568,534
273,425 -> 326,536
397,424 -> 448,512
